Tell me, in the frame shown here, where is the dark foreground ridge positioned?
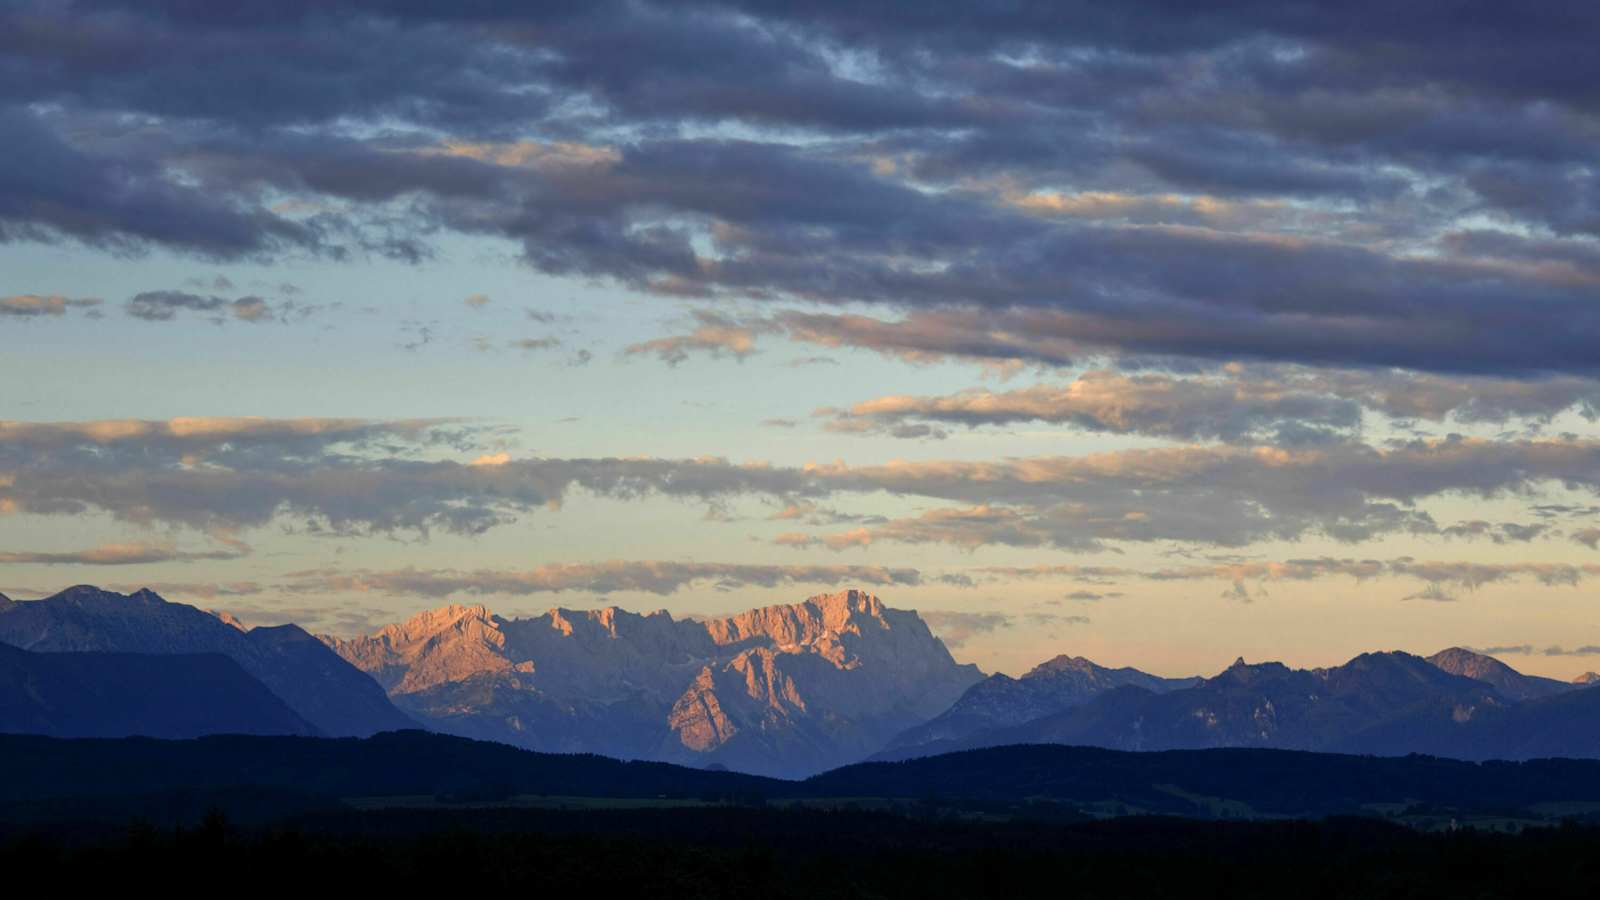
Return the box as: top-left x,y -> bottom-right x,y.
10,730 -> 1600,827
7,803 -> 1600,898
10,732 -> 1600,897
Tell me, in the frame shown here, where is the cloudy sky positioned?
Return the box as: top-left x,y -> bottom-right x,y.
5,1 -> 1600,678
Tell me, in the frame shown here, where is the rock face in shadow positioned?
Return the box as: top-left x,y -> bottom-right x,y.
324,590 -> 983,777
0,586 -> 414,737
0,642 -> 318,738
871,649 -> 1590,760
876,655 -> 1200,761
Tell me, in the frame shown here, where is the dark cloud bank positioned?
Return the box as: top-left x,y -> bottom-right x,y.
4,1 -> 1600,377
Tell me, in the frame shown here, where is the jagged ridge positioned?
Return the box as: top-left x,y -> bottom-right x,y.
323,589 -> 983,778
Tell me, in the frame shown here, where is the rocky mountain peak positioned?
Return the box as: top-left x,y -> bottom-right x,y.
1212,657 -> 1293,685
52,584 -> 123,604
1024,654 -> 1099,679
373,603 -> 498,642
1428,647 -> 1505,677
1425,647 -> 1574,701
326,590 -> 982,777
814,588 -> 885,616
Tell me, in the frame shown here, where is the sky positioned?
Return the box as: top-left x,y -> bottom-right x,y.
4,1 -> 1600,679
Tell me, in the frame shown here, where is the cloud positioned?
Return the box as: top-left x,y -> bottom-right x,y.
0,416 -> 452,453
509,337 -> 562,351
624,310 -> 774,366
0,294 -> 101,317
1439,521 -> 1552,544
280,561 -> 924,597
1469,645 -> 1536,656
767,438 -> 1600,549
922,608 -> 1090,648
0,541 -> 245,565
103,581 -> 265,600
464,293 -> 491,309
7,416 -> 1600,552
821,367 -> 1600,443
1401,584 -> 1459,603
919,610 -> 1011,648
968,556 -> 1600,601
2,3 -> 1598,377
1474,644 -> 1600,658
822,370 -> 1359,443
125,290 -> 306,324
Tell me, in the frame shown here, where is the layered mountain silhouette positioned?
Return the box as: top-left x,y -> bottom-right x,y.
8,730 -> 1600,823
0,586 -> 413,736
880,654 -> 1199,760
0,643 -> 317,738
4,584 -> 1598,771
873,646 -> 1594,762
323,589 -> 982,777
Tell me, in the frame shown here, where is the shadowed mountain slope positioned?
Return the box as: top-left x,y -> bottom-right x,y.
875,651 -> 1540,760
0,586 -> 413,737
879,654 -> 1198,760
0,643 -> 317,738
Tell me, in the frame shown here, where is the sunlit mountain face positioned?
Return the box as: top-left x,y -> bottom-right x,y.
6,1 -> 1600,687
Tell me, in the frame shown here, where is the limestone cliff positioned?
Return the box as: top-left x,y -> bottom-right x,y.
323,589 -> 982,777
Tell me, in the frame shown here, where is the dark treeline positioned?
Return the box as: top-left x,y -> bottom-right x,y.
13,732 -> 1600,820
6,808 -> 1600,899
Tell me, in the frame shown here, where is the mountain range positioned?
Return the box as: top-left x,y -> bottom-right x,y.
0,586 -> 413,736
3,584 -> 1599,774
874,647 -> 1599,762
880,654 -> 1200,759
0,642 -> 316,739
321,590 -> 983,777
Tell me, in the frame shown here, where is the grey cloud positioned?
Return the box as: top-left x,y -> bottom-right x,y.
126,290 -> 306,323
821,370 -> 1360,443
8,416 -> 1600,551
0,109 -> 318,258
771,438 -> 1600,549
0,542 -> 245,565
919,611 -> 1012,648
1542,645 -> 1600,657
1470,645 -> 1536,656
922,609 -> 1089,648
104,581 -> 266,600
509,337 -> 562,351
821,367 -> 1600,443
1402,584 -> 1459,603
1,3 -> 1599,377
1439,521 -> 1552,544
281,561 -> 923,597
623,310 -> 774,366
964,557 -> 1600,606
